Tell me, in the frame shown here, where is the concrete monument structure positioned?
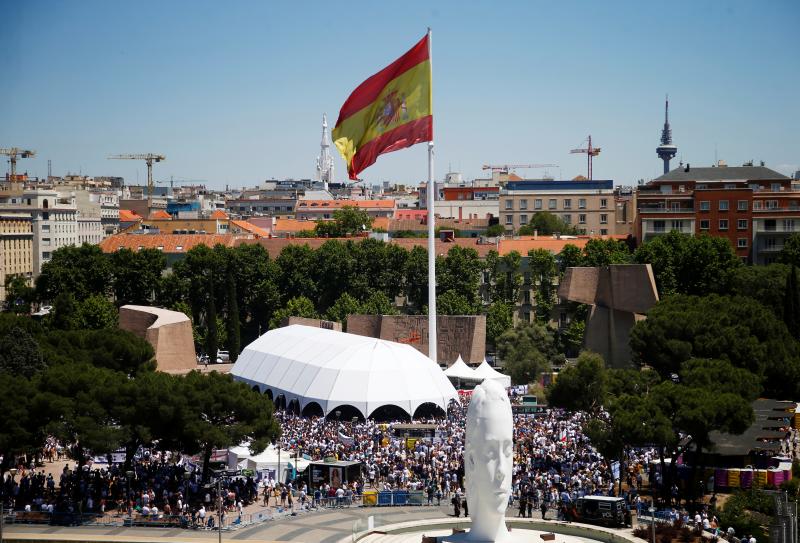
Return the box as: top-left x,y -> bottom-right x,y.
347,314 -> 485,365
119,305 -> 196,373
558,264 -> 658,368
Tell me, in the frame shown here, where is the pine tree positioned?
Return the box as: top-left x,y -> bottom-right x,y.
204,276 -> 218,362
784,264 -> 800,338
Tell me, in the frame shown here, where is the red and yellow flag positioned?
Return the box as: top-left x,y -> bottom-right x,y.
333,34 -> 432,180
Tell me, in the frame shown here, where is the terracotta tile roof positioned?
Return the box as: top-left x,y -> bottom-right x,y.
296,199 -> 396,210
273,218 -> 318,233
210,210 -> 228,219
119,209 -> 143,222
148,210 -> 172,220
372,216 -> 390,231
229,219 -> 270,238
498,236 -> 627,255
99,233 -> 240,254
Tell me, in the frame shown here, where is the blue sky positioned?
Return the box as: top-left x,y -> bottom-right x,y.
1,0 -> 798,189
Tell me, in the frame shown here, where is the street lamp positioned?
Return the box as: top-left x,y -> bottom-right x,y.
648,506 -> 656,543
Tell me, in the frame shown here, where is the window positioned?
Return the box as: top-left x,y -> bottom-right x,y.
737,219 -> 748,230
579,198 -> 587,209
724,183 -> 736,189
700,219 -> 710,230
737,238 -> 748,248
505,214 -> 513,225
719,219 -> 729,230
505,200 -> 513,210
671,201 -> 680,210
671,220 -> 684,230
600,228 -> 608,235
563,199 -> 572,209
738,200 -> 748,211
42,237 -> 51,246
548,199 -> 557,210
719,200 -> 729,211
765,219 -> 776,231
600,198 -> 608,209
520,214 -> 528,225
653,220 -> 666,232
534,199 -> 542,210
42,225 -> 50,232
766,200 -> 779,209
784,219 -> 796,232
42,252 -> 51,259
562,214 -> 572,224
772,183 -> 781,192
697,184 -> 707,190
579,214 -> 587,224
700,201 -> 710,211
519,199 -> 527,210
600,214 -> 608,224
754,201 -> 763,210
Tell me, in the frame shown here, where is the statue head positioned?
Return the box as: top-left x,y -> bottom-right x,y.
465,379 -> 512,541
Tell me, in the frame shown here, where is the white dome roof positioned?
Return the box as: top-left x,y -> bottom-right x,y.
231,325 -> 458,419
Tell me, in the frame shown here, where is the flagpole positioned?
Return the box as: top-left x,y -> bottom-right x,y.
426,27 -> 437,365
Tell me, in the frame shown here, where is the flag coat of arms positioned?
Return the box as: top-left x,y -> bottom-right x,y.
333,34 -> 432,180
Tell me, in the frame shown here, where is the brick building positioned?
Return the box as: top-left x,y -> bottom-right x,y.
636,164 -> 797,263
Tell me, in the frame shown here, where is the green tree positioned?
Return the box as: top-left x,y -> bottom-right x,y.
730,263 -> 789,319
179,371 -> 280,482
204,275 -> 218,361
49,292 -> 80,330
325,293 -> 363,329
0,326 -> 44,377
439,246 -> 482,307
4,274 -> 34,314
556,244 -> 584,276
360,290 -> 398,316
784,264 -> 800,338
35,244 -> 112,302
313,240 -> 355,311
582,238 -> 632,267
528,249 -> 557,322
778,233 -> 800,267
485,302 -> 514,348
226,267 -> 240,361
633,231 -> 741,296
561,318 -> 586,357
436,290 -> 479,316
269,296 -> 318,329
546,351 -> 608,414
275,244 -> 318,302
486,224 -> 505,237
403,246 -> 429,311
0,373 -> 45,471
38,328 -> 154,374
486,250 -> 523,306
76,294 -> 118,329
519,212 -> 577,235
314,206 -> 373,237
496,322 -> 562,385
630,294 -> 800,399
110,248 -> 166,306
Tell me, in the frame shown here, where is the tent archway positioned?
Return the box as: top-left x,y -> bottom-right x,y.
325,404 -> 364,422
265,389 -> 273,401
413,402 -> 446,419
287,398 -> 301,415
275,394 -> 286,410
301,402 -> 324,418
252,385 -> 260,393
370,404 -> 411,422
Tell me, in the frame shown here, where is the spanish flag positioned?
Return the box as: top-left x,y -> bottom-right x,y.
333,34 -> 432,180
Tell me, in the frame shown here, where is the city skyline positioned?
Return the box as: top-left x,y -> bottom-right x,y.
1,0 -> 798,189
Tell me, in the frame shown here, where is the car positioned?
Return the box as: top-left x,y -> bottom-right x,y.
218,351 -> 230,362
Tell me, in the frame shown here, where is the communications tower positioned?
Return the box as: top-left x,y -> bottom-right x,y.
316,114 -> 335,190
656,96 -> 677,174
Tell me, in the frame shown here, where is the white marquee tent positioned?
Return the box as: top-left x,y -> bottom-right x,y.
231,325 -> 459,419
443,355 -> 478,380
473,359 -> 512,388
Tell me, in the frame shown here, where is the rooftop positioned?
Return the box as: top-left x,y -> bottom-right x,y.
654,166 -> 789,182
296,199 -> 396,209
708,398 -> 797,456
505,180 -> 614,191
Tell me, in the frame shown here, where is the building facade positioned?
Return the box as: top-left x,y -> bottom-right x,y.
500,180 -> 616,235
635,164 -> 797,263
0,212 -> 34,302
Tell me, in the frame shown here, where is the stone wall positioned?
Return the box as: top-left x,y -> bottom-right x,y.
347,315 -> 485,366
120,305 -> 197,373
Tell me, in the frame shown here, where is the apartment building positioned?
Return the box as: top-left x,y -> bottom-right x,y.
0,212 -> 34,302
295,199 -> 396,221
635,164 -> 797,263
500,180 -> 616,235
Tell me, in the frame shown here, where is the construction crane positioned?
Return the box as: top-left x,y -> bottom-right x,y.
108,153 -> 165,208
0,148 -> 36,179
481,163 -> 558,174
570,135 -> 601,180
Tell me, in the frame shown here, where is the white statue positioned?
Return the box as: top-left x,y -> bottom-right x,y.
460,378 -> 514,542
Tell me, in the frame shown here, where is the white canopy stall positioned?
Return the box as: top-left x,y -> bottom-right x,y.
443,355 -> 480,388
473,359 -> 512,388
231,325 -> 459,420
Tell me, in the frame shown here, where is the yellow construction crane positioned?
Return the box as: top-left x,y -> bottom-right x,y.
108,153 -> 165,208
570,135 -> 601,180
0,147 -> 36,179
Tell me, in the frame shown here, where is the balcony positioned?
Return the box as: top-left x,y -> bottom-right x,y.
638,207 -> 695,214
753,223 -> 800,234
752,206 -> 800,213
